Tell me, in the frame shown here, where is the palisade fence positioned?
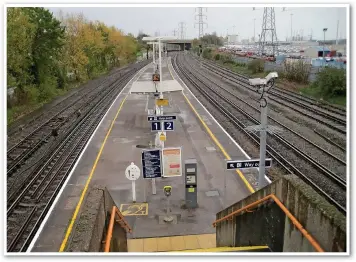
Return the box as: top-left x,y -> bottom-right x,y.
229,55 -> 346,83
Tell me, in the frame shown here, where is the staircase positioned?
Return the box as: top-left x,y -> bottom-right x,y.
127,233 -> 270,252
104,175 -> 346,253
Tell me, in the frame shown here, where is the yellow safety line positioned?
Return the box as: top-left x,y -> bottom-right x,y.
167,57 -> 255,194
173,245 -> 269,252
168,57 -> 175,80
59,95 -> 128,252
182,94 -> 255,194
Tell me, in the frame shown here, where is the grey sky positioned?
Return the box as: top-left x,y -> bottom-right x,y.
47,6 -> 347,41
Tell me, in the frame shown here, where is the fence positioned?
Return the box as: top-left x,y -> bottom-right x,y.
230,55 -> 345,83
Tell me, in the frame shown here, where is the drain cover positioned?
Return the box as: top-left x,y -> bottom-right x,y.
136,145 -> 149,148
205,190 -> 220,197
206,147 -> 216,152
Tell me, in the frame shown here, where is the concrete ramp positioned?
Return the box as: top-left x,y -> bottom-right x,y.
130,80 -> 183,93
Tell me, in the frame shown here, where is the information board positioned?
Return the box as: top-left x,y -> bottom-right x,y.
162,147 -> 182,177
141,149 -> 162,179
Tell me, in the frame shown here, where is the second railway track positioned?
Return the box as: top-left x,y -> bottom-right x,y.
195,56 -> 347,135
173,53 -> 346,214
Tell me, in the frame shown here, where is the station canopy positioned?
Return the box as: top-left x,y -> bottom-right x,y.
142,36 -> 179,43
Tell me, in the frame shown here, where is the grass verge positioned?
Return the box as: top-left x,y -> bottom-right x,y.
210,57 -> 346,108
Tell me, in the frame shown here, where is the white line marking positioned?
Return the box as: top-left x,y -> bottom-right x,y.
145,94 -> 149,112
26,63 -> 150,252
168,56 -> 271,184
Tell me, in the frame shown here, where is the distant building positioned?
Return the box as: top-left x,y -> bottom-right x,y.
227,34 -> 238,44
304,46 -> 330,58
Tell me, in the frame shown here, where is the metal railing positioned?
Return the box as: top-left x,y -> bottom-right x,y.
104,206 -> 132,252
212,194 -> 324,252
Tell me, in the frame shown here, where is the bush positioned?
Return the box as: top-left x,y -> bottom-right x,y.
214,53 -> 220,60
282,60 -> 310,84
37,76 -> 58,102
310,67 -> 346,97
220,54 -> 234,64
248,59 -> 265,73
202,48 -> 212,59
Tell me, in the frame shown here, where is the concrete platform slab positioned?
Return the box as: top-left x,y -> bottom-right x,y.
29,55 -> 257,252
137,57 -> 173,82
130,79 -> 183,93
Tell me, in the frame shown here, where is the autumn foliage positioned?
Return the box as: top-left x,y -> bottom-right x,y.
7,7 -> 140,114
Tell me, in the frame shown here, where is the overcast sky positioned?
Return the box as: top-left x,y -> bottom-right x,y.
47,6 -> 347,41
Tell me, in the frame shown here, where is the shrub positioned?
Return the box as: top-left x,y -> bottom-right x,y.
310,67 -> 346,97
248,59 -> 265,73
220,54 -> 234,64
214,53 -> 220,60
202,48 -> 212,59
282,60 -> 310,84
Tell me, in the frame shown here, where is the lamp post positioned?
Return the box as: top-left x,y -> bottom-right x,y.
290,14 -> 293,41
323,28 -> 328,67
253,18 -> 256,42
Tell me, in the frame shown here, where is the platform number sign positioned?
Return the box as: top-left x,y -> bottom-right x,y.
151,121 -> 161,131
164,121 -> 174,131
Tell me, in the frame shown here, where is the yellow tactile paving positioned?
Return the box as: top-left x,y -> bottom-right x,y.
173,246 -> 269,252
196,233 -> 216,249
183,235 -> 200,250
143,238 -> 158,252
157,237 -> 172,252
127,234 -> 217,252
127,239 -> 144,252
169,236 -> 186,251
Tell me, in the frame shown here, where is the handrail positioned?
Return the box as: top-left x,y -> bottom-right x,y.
212,194 -> 324,252
104,206 -> 132,252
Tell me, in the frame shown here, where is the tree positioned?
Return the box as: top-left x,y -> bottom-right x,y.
7,8 -> 36,88
200,33 -> 223,46
23,8 -> 66,86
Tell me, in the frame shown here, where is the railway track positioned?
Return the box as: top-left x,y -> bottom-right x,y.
194,56 -> 347,135
7,67 -> 135,177
173,53 -> 346,214
198,56 -> 346,115
6,61 -> 148,252
7,65 -> 132,138
184,55 -> 346,178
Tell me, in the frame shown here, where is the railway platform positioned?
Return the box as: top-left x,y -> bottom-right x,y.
29,56 -> 259,252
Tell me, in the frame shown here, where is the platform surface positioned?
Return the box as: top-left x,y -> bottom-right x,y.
30,56 -> 259,252
131,57 -> 183,93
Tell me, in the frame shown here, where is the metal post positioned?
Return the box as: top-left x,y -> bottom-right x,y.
290,14 -> 293,41
158,38 -> 165,149
164,196 -> 173,222
224,162 -> 227,207
143,178 -> 147,202
336,20 -> 339,45
258,96 -> 268,189
323,31 -> 326,67
152,178 -> 156,195
200,45 -> 202,68
132,180 -> 136,203
159,38 -> 163,93
253,18 -> 256,42
153,43 -> 156,73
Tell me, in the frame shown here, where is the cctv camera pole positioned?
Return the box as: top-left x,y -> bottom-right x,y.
258,95 -> 268,189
